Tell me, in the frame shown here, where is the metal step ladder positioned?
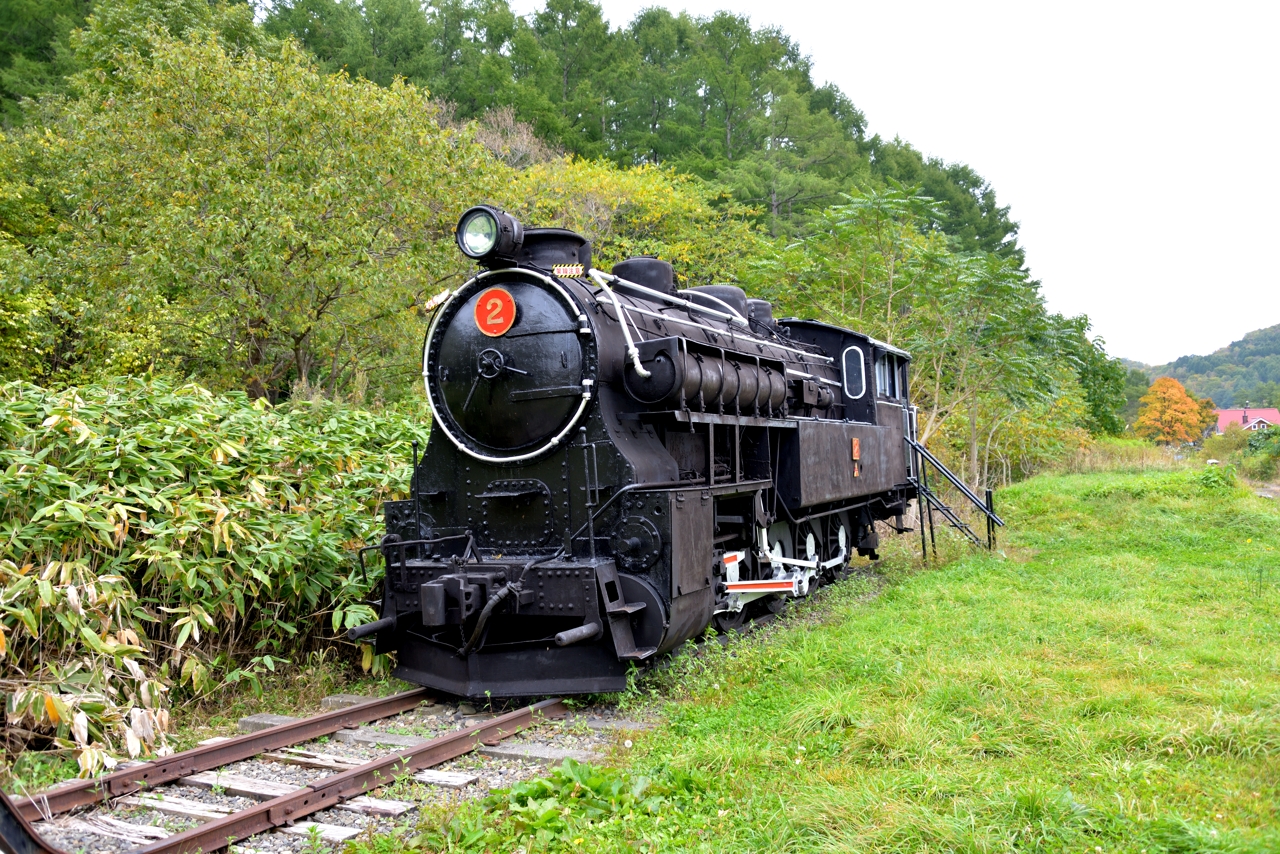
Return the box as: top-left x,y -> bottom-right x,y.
914,479 -> 984,546
905,436 -> 1005,553
594,561 -> 657,661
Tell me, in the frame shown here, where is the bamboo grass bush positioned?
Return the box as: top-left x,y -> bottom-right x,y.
0,379 -> 427,774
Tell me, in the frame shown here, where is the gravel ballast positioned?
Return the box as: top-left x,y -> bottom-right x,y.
31,698 -> 651,852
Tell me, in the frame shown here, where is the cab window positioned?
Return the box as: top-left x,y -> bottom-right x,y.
875,355 -> 895,398
876,354 -> 906,400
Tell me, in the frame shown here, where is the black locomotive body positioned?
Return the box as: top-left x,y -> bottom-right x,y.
351,206 -> 919,698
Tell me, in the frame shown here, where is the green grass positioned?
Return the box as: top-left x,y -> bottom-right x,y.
364,466 -> 1279,853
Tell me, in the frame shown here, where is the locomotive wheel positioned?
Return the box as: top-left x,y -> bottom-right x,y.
766,521 -> 793,566
823,514 -> 851,580
713,608 -> 748,633
801,521 -> 825,588
801,526 -> 819,563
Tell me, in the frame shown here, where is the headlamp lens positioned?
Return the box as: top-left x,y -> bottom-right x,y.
460,211 -> 499,257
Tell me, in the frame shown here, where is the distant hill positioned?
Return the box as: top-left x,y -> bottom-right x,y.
1134,324 -> 1280,408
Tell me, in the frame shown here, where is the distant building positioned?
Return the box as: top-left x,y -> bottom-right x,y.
1215,407 -> 1280,433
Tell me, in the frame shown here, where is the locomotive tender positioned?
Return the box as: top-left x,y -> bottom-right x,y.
348,205 -> 920,697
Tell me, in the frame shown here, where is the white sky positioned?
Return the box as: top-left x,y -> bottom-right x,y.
509,0 -> 1280,365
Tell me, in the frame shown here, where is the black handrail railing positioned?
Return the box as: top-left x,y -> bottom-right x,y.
906,436 -> 1005,528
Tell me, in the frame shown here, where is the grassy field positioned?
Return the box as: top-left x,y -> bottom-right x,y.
376,465 -> 1279,853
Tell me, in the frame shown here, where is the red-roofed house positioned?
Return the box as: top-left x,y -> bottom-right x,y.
1215,408 -> 1280,433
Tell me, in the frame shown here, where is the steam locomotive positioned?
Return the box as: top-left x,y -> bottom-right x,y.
348,205 -> 920,697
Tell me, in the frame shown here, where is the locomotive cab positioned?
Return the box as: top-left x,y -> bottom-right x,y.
349,206 -> 921,698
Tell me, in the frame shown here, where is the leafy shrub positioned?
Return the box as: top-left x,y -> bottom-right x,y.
1199,425 -> 1280,481
367,760 -> 711,853
1242,427 -> 1280,480
1246,426 -> 1279,455
0,379 -> 425,773
1201,423 -> 1252,461
1191,463 -> 1239,492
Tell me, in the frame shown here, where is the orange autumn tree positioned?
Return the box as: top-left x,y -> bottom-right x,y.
1133,377 -> 1216,444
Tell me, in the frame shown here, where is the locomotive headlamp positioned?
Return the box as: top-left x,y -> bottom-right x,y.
455,205 -> 523,263
459,210 -> 497,256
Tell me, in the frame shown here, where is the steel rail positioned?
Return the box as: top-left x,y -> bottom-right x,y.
135,698 -> 567,854
0,789 -> 62,854
11,689 -> 431,822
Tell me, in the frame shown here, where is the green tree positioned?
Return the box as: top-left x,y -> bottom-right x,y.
1062,321 -> 1127,436
750,186 -> 1090,486
691,12 -> 775,166
609,8 -> 702,166
2,0 -> 766,395
1121,368 -> 1150,426
359,0 -> 437,85
1250,381 -> 1280,408
264,0 -> 1024,248
525,0 -> 618,154
21,33 -> 504,398
264,0 -> 541,122
429,0 -> 531,117
755,187 -> 946,348
606,6 -> 870,234
72,0 -> 270,73
717,69 -> 867,236
262,0 -> 378,80
870,138 -> 1023,263
0,0 -> 90,125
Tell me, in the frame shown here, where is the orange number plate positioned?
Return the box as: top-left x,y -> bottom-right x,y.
475,287 -> 516,337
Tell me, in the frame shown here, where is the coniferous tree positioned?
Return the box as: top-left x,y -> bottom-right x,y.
261,0 -> 1024,245
870,138 -> 1023,263
527,0 -> 616,155
609,8 -> 701,166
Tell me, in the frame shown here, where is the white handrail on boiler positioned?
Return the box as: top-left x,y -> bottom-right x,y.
588,269 -> 651,379
588,268 -> 835,364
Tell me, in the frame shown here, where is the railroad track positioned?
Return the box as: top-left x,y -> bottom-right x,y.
1,691 -> 640,854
